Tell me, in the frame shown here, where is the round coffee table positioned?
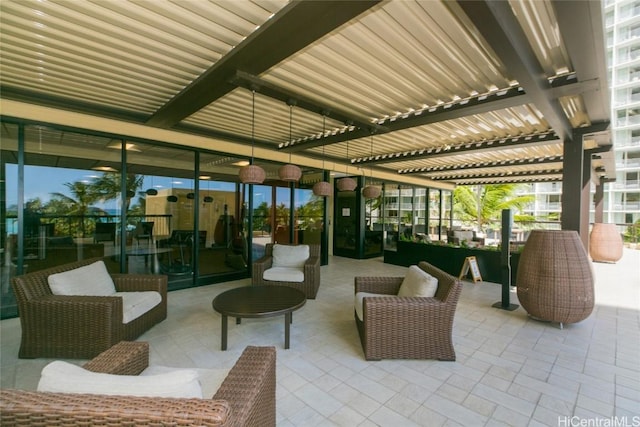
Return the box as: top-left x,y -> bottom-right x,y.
212,286 -> 306,350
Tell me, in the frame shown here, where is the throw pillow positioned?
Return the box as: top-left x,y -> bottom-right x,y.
272,244 -> 310,268
397,265 -> 438,297
38,360 -> 202,399
48,260 -> 116,296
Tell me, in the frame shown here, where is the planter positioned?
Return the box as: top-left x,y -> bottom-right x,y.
385,241 -> 520,284
516,230 -> 594,325
589,223 -> 623,263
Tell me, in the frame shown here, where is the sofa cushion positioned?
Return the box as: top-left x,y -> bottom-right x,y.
38,360 -> 202,398
48,260 -> 116,296
114,291 -> 162,324
397,265 -> 438,298
272,244 -> 309,268
354,292 -> 386,321
263,266 -> 304,283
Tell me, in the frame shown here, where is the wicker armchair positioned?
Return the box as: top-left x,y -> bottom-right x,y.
354,261 -> 462,361
11,258 -> 167,359
252,243 -> 321,299
0,341 -> 276,427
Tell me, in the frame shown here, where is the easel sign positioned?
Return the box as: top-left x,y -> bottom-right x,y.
459,256 -> 482,283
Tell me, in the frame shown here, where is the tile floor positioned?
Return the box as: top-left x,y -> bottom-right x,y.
1,250 -> 639,426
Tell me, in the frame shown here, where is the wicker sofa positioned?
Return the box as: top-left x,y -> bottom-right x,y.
354,261 -> 462,361
0,341 -> 276,426
11,258 -> 167,359
252,243 -> 321,299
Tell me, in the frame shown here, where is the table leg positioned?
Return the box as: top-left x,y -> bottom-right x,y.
221,315 -> 228,351
284,312 -> 291,349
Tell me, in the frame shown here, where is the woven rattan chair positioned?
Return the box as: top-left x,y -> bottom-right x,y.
0,341 -> 276,427
11,258 -> 167,359
354,261 -> 462,361
252,243 -> 321,299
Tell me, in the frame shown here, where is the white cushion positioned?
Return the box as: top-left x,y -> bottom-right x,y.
272,244 -> 309,268
48,261 -> 116,296
354,292 -> 386,321
114,291 -> 162,324
38,360 -> 202,398
142,365 -> 228,398
397,265 -> 438,298
263,266 -> 304,282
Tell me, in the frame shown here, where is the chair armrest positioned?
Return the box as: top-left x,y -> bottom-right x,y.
112,274 -> 168,294
355,276 -> 403,295
363,296 -> 449,318
83,341 -> 149,375
252,256 -> 273,285
0,390 -> 232,426
213,346 -> 276,427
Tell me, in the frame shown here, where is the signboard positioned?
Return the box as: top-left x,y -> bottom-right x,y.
459,256 -> 482,283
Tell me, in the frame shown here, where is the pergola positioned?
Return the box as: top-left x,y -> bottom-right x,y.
0,0 -> 613,245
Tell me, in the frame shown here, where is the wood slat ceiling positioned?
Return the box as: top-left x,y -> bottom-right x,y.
0,0 -> 613,187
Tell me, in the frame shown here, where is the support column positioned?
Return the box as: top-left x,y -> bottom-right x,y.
561,129 -> 590,248
581,151 -> 592,249
594,182 -> 604,224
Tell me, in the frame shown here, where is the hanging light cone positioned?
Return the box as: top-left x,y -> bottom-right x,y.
145,188 -> 158,196
239,164 -> 266,184
313,181 -> 332,197
337,177 -> 357,192
362,185 -> 381,199
278,163 -> 302,182
167,195 -> 178,203
239,89 -> 266,184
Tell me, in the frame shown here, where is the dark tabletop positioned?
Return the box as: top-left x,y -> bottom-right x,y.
212,286 -> 306,318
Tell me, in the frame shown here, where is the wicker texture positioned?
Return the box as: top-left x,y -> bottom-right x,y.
239,165 -> 266,184
516,230 -> 594,324
278,164 -> 302,182
0,343 -> 276,427
312,181 -> 332,197
252,243 -> 321,299
11,258 -> 168,359
354,261 -> 462,361
589,223 -> 623,263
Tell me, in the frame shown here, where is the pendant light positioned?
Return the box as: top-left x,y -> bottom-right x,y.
239,90 -> 266,184
337,138 -> 356,192
278,100 -> 302,182
362,133 -> 381,199
312,112 -> 333,197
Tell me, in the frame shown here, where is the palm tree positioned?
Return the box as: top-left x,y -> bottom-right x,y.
90,173 -> 144,212
50,181 -> 101,237
453,184 -> 534,233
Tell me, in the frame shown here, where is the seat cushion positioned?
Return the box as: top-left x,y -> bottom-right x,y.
263,266 -> 304,283
272,244 -> 309,268
38,360 -> 202,398
397,265 -> 438,297
48,260 -> 116,296
354,292 -> 386,321
114,291 -> 162,324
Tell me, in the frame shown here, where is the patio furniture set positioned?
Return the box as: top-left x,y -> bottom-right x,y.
2,236 -> 595,424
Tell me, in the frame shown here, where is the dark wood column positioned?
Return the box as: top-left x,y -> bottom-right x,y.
594,182 -> 604,224
561,129 -> 588,247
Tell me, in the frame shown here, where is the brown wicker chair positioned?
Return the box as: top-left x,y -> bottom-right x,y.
11,258 -> 167,359
0,341 -> 276,427
354,261 -> 462,361
252,243 -> 321,299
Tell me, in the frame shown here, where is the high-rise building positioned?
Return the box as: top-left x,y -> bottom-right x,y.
604,0 -> 640,225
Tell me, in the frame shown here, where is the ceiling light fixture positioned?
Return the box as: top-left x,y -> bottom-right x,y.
337,138 -> 356,192
239,89 -> 266,184
362,133 -> 381,199
278,100 -> 302,182
312,112 -> 332,197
